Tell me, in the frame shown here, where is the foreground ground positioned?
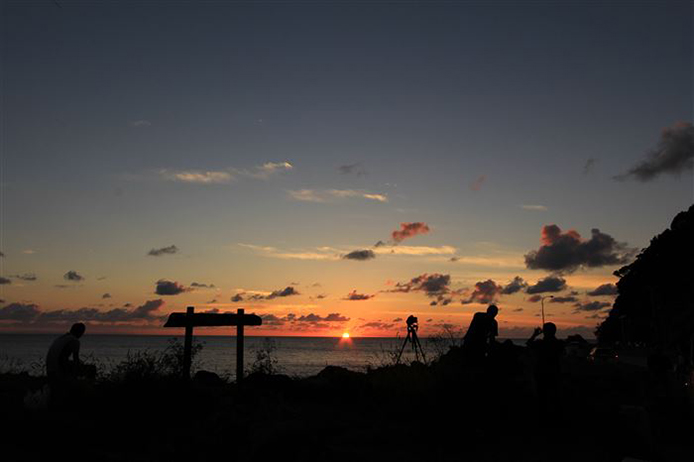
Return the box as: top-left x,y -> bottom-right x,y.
1,345 -> 693,462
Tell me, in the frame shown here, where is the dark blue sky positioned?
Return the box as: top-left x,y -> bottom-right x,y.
1,1 -> 692,334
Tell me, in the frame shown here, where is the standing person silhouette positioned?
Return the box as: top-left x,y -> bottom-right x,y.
46,323 -> 86,407
463,304 -> 499,360
527,322 -> 564,414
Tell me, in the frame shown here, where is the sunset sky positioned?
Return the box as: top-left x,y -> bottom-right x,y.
1,1 -> 692,337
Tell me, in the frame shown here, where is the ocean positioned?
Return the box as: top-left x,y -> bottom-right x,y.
1,333 -> 458,378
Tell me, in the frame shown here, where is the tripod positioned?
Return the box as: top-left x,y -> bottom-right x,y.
397,316 -> 427,364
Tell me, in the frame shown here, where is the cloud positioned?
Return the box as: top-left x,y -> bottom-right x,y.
583,158 -> 598,175
298,313 -> 350,322
11,273 -> 37,281
462,279 -> 502,304
0,300 -> 165,324
0,303 -> 40,321
343,290 -> 375,301
130,120 -> 152,127
549,296 -> 578,303
500,276 -> 528,295
374,245 -> 456,256
161,170 -> 234,184
64,271 -> 84,282
259,314 -> 286,326
288,189 -> 388,203
0,277 -> 11,285
525,225 -> 634,273
148,245 -> 179,257
160,161 -> 292,184
102,293 -> 112,299
338,163 -> 367,176
615,122 -> 693,181
154,280 -> 189,296
360,322 -> 394,330
521,205 -> 548,211
237,286 -> 301,302
527,295 -> 542,303
242,161 -> 293,180
231,293 -> 244,302
391,273 -> 463,305
574,300 -> 612,312
587,283 -> 618,296
526,276 -> 567,294
342,249 -> 376,261
190,282 -> 215,288
513,308 -> 524,312
470,175 -> 487,191
391,222 -> 431,243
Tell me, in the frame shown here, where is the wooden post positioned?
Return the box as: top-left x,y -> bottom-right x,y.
183,306 -> 194,379
237,308 -> 244,383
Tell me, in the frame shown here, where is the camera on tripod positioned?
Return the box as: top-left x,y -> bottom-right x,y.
406,315 -> 418,332
397,314 -> 426,364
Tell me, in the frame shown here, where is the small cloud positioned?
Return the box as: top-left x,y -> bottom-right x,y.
343,290 -> 375,301
160,170 -> 233,184
12,273 -> 37,282
147,245 -> 179,257
500,276 -> 527,295
130,120 -> 152,127
22,249 -> 37,255
583,158 -> 598,175
615,122 -> 693,181
64,271 -> 84,282
587,283 -> 618,296
462,279 -> 501,304
521,205 -> 548,212
244,161 -> 293,180
102,293 -> 112,299
190,282 -> 215,288
526,276 -> 567,294
391,222 -> 431,243
154,280 -> 189,296
527,295 -> 542,303
469,175 -> 486,191
338,163 -> 367,176
288,189 -> 388,203
342,249 -> 376,261
230,293 -> 244,302
513,308 -> 524,312
550,296 -> 578,303
574,300 -> 612,312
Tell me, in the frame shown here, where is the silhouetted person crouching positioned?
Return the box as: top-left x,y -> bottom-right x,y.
463,304 -> 499,361
527,322 -> 564,415
46,323 -> 86,407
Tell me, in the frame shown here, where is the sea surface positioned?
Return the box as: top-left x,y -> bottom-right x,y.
0,334 -> 528,378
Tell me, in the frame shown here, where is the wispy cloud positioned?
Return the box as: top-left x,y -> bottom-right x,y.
147,245 -> 179,257
160,161 -> 293,184
521,205 -> 548,211
129,120 -> 152,127
239,243 -> 456,260
160,170 -> 233,184
469,175 -> 487,191
287,189 -> 388,203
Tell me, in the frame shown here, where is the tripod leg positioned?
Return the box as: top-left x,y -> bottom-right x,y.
396,334 -> 410,364
412,333 -> 427,363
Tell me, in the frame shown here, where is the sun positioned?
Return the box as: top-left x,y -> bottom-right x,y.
342,332 -> 350,338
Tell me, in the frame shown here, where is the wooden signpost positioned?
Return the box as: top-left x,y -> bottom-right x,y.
163,307 -> 262,381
